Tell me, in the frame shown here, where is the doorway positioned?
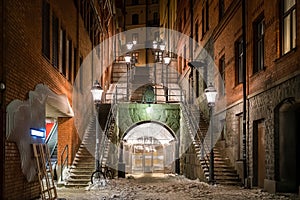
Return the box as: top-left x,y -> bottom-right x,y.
253,119 -> 265,188
123,121 -> 176,174
130,139 -> 165,173
276,100 -> 300,192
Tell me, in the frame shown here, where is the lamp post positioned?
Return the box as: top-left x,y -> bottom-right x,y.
153,40 -> 169,102
163,54 -> 171,102
124,54 -> 131,101
91,80 -> 103,172
205,83 -> 217,184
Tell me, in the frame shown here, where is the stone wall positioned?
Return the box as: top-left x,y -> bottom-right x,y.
223,74 -> 300,190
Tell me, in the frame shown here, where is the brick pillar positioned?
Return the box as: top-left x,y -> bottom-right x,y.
57,117 -> 80,167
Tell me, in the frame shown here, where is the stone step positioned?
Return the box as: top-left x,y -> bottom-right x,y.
70,170 -> 93,176
65,178 -> 90,186
70,166 -> 94,172
69,173 -> 92,179
65,115 -> 116,187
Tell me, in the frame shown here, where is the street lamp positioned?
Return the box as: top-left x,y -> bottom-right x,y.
124,53 -> 131,101
163,53 -> 171,102
91,80 -> 103,172
204,83 -> 217,184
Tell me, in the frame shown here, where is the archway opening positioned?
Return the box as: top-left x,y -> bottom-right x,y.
122,121 -> 176,174
275,99 -> 300,192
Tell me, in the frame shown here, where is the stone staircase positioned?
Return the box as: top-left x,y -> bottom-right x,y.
182,104 -> 242,186
199,142 -> 242,185
112,62 -> 128,83
65,117 -> 96,187
65,104 -> 116,187
130,66 -> 152,102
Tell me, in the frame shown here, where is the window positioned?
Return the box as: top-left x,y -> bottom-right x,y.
219,56 -> 226,96
68,39 -> 73,81
183,45 -> 186,68
206,1 -> 209,32
73,48 -> 78,83
52,13 -> 59,68
153,12 -> 159,25
202,1 -> 209,36
219,0 -> 225,22
132,0 -> 139,5
61,29 -> 67,76
132,52 -> 139,63
184,9 -> 186,24
79,55 -> 83,91
196,70 -> 199,97
253,15 -> 265,74
42,0 -> 50,59
132,33 -> 138,44
281,0 -> 296,55
235,38 -> 243,84
195,22 -> 199,42
132,14 -> 139,25
238,114 -> 243,160
154,31 -> 159,41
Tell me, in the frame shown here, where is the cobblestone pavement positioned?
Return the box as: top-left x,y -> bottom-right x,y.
55,174 -> 299,200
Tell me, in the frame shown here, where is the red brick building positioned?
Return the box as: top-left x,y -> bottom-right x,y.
0,0 -> 118,199
176,0 -> 300,193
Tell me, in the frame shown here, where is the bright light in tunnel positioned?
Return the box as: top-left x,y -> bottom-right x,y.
146,105 -> 152,113
123,123 -> 175,145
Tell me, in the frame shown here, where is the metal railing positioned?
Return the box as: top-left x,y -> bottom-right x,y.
60,144 -> 68,181
98,100 -> 117,167
103,86 -> 184,104
180,100 -> 210,171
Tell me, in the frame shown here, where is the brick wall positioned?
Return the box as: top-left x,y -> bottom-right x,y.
2,0 -> 94,198
57,117 -> 80,167
5,142 -> 40,200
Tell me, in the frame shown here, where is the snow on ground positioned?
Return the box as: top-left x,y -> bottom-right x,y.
54,173 -> 299,200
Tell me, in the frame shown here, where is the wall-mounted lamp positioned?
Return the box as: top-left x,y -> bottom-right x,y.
0,82 -> 6,92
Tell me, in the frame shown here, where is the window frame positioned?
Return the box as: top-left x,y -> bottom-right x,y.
219,55 -> 226,96
281,0 -> 297,55
42,0 -> 50,59
219,0 -> 225,22
132,14 -> 139,25
132,33 -> 139,44
235,37 -> 243,85
253,14 -> 265,74
52,12 -> 59,68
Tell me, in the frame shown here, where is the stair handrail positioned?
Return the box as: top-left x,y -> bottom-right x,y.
50,141 -> 57,158
98,99 -> 117,167
180,100 -> 210,170
60,144 -> 68,181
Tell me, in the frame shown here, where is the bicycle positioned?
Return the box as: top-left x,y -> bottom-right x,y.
90,165 -> 116,188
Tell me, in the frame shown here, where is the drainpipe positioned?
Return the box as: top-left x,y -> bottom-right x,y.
242,0 -> 248,187
189,0 -> 194,104
1,0 -> 6,198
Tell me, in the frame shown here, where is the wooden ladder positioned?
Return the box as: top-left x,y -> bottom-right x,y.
33,144 -> 57,200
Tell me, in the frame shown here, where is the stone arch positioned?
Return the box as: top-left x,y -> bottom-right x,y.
121,120 -> 177,174
274,97 -> 300,192
117,103 -> 181,140
122,120 -> 177,142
